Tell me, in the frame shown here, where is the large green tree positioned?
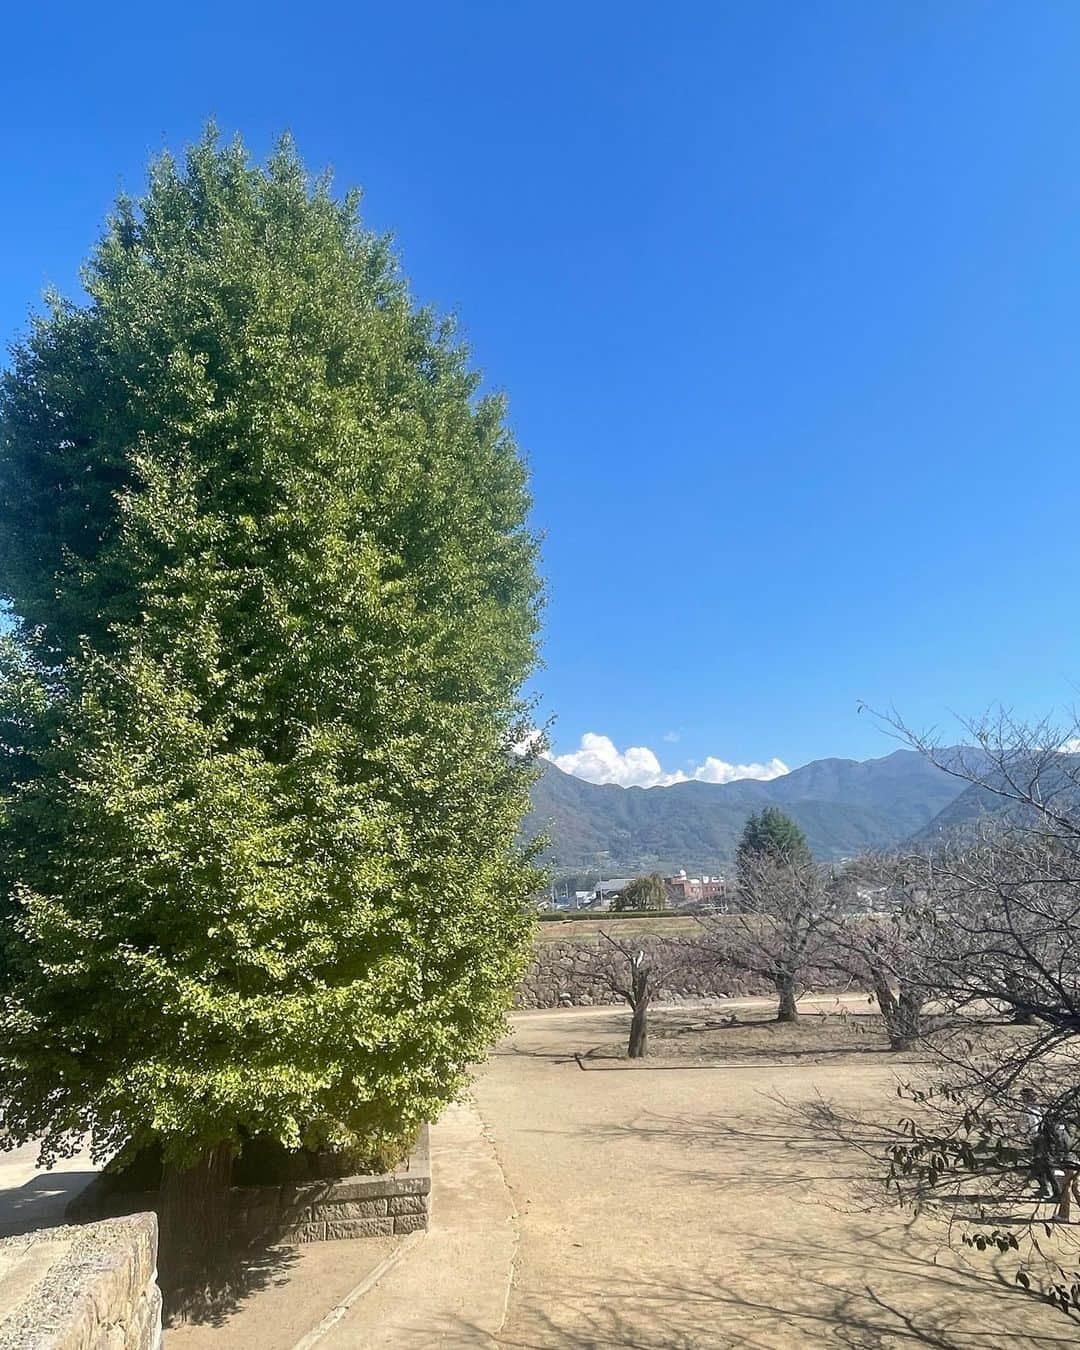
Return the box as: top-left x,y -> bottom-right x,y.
736,806 -> 810,879
0,132 -> 542,1263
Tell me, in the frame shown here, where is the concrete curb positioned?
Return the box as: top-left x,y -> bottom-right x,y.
288,1231 -> 425,1350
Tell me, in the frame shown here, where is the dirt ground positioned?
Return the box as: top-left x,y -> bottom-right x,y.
472,1003 -> 1077,1349
601,1003 -> 920,1064
164,1233 -> 399,1349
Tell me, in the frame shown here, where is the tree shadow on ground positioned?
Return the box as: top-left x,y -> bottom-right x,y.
161,1233 -> 300,1327
0,1169 -> 100,1237
574,1045 -> 909,1067
572,1103 -> 1062,1219
436,1230 -> 1078,1348
579,1102 -> 880,1159
524,1008 -> 932,1068
490,1042 -> 583,1065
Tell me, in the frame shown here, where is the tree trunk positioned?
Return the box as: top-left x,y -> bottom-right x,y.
776,975 -> 797,1024
159,1142 -> 234,1289
870,967 -> 897,1022
889,988 -> 923,1051
1005,972 -> 1038,1024
872,967 -> 921,1050
625,953 -> 652,1057
628,1000 -> 649,1057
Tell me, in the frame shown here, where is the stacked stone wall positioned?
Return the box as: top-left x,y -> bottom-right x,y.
70,1127 -> 430,1246
230,1160 -> 429,1243
0,1215 -> 161,1350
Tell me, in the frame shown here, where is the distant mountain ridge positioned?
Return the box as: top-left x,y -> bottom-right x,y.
524,748 -> 975,877
907,752 -> 1080,846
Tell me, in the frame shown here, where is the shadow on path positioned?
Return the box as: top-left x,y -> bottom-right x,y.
163,1235 -> 300,1328
0,1168 -> 100,1238
436,1230 -> 1078,1348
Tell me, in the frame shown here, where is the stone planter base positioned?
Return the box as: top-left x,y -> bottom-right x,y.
67,1127 -> 430,1244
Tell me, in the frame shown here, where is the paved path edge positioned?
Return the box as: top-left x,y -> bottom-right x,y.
315,1098 -> 518,1347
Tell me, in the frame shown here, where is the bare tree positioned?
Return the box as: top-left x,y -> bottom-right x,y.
838,708 -> 1080,1314
702,854 -> 844,1023
596,932 -> 687,1057
880,708 -> 1080,1037
829,856 -> 938,1051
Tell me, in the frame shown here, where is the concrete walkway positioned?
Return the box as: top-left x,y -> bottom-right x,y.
318,1101 -> 517,1348
0,1139 -> 98,1238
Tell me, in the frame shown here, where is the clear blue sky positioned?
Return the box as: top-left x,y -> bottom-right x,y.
4,2 -> 1080,784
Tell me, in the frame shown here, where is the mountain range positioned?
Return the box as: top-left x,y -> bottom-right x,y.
524,748 -> 980,879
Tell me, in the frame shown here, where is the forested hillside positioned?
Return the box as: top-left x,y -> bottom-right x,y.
525,749 -> 971,876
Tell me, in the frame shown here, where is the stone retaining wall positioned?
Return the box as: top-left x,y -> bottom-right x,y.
69,1127 -> 430,1245
232,1126 -> 430,1243
0,1214 -> 161,1350
515,937 -> 836,1009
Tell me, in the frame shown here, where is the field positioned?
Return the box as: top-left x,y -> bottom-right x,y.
533,913 -> 712,944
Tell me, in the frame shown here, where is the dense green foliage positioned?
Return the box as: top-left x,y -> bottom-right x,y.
526,753 -> 971,877
0,132 -> 542,1171
736,807 -> 810,876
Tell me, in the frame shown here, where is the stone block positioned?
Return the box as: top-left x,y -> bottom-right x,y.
383,1174 -> 431,1197
85,1258 -> 137,1328
277,1221 -> 327,1244
324,1217 -> 395,1240
0,1218 -> 163,1350
127,1282 -> 162,1350
393,1213 -> 427,1235
49,1292 -> 100,1350
387,1194 -> 426,1215
313,1198 -> 389,1220
323,1176 -> 389,1202
279,1181 -> 334,1210
132,1216 -> 157,1285
278,1204 -> 315,1227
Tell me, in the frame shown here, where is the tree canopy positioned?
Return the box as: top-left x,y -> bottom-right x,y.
736,807 -> 810,876
0,132 -> 543,1193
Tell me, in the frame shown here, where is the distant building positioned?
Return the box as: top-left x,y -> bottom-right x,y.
592,878 -> 636,910
664,869 -> 727,908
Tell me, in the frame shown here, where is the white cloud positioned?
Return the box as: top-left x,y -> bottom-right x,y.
1059,738 -> 1080,754
662,730 -> 681,743
548,732 -> 789,789
689,755 -> 790,785
549,734 -> 678,787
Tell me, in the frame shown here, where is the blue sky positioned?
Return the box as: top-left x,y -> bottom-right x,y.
4,2 -> 1080,785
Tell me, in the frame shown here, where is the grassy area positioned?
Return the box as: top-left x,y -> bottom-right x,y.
533,912 -> 706,943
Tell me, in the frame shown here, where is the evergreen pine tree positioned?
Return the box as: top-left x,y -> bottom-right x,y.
736,806 -> 810,877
